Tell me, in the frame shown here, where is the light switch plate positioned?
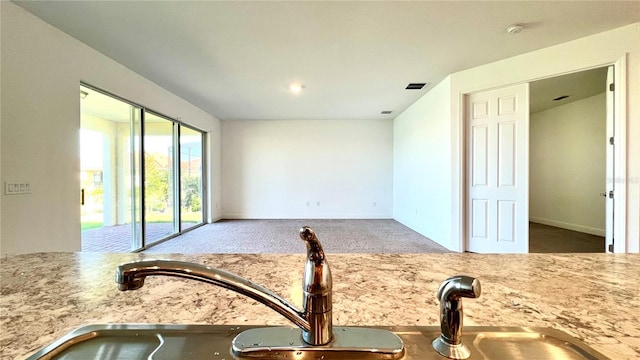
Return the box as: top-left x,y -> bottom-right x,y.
4,182 -> 31,195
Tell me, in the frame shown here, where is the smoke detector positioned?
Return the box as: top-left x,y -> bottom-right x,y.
506,24 -> 524,34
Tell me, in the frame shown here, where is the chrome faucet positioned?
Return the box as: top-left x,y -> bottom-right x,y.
115,226 -> 333,346
299,226 -> 332,345
432,275 -> 481,359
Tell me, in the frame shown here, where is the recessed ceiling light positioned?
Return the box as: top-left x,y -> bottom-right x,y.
506,24 -> 524,34
289,84 -> 304,94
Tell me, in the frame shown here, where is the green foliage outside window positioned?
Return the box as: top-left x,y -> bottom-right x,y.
145,154 -> 170,212
182,176 -> 201,212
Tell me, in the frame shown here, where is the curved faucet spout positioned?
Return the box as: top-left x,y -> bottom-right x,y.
116,260 -> 311,332
115,226 -> 333,346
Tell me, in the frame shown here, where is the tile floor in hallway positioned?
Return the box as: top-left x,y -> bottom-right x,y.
81,222 -> 198,252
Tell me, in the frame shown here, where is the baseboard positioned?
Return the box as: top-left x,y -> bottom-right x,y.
529,217 -> 605,237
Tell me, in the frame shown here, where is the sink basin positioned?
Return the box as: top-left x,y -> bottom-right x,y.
27,324 -> 610,360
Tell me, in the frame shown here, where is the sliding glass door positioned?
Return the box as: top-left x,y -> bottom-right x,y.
144,112 -> 177,245
80,84 -> 206,252
180,126 -> 204,230
80,85 -> 143,252
144,113 -> 205,245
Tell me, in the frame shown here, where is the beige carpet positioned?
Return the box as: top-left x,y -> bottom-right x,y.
143,219 -> 450,254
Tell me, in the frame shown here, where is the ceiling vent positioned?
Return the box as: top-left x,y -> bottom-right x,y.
381,110 -> 393,115
405,83 -> 427,90
553,95 -> 570,101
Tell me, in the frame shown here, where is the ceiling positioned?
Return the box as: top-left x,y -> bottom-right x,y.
15,1 -> 640,121
530,67 -> 608,114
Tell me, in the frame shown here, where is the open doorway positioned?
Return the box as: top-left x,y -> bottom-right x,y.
528,67 -> 609,253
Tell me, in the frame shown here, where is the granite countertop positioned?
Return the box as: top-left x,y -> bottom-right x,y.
1,252 -> 639,359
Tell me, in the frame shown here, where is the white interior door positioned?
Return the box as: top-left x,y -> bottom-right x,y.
466,83 -> 529,253
605,66 -> 614,252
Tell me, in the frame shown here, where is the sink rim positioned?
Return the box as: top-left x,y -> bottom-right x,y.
26,324 -> 610,360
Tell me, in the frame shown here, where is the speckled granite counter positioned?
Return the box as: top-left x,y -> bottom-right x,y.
1,252 -> 639,359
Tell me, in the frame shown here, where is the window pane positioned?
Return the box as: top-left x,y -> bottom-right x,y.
144,113 -> 176,243
180,127 -> 203,230
80,85 -> 142,252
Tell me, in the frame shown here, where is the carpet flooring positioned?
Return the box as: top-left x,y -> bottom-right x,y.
143,219 -> 451,254
83,220 -> 604,254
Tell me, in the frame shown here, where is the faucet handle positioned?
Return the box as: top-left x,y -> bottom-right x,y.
299,226 -> 325,261
298,226 -> 333,345
298,226 -> 331,294
432,275 -> 481,360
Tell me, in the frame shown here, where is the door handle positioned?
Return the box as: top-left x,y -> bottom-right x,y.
601,191 -> 613,198
81,189 -> 85,205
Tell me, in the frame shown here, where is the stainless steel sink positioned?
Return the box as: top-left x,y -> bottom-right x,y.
27,324 -> 610,360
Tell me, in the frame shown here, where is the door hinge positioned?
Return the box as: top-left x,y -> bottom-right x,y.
608,244 -> 614,252
609,137 -> 614,145
609,83 -> 615,92
609,190 -> 614,199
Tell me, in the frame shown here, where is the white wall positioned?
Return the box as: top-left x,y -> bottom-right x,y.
445,23 -> 640,252
393,23 -> 639,252
222,119 -> 393,219
393,78 -> 452,244
0,2 -> 222,255
530,93 -> 606,236
208,130 -> 223,222
0,2 -> 4,255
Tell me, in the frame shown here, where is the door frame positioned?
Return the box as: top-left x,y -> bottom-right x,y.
458,56 -> 628,253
